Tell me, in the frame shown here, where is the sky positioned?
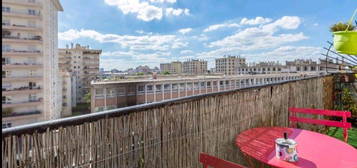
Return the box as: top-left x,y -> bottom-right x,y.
58,0 -> 357,71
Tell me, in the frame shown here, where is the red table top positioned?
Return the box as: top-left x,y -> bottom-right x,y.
236,127 -> 357,168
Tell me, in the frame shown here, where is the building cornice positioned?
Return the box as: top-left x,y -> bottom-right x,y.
53,0 -> 64,11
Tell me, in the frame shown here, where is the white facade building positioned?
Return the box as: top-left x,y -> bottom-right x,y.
2,0 -> 63,128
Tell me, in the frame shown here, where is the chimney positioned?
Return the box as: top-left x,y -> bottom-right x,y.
66,44 -> 69,49
71,43 -> 73,49
152,72 -> 157,79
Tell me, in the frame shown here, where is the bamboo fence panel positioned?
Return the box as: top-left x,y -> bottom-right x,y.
2,76 -> 334,168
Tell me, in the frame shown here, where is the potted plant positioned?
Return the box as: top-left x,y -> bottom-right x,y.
330,9 -> 357,55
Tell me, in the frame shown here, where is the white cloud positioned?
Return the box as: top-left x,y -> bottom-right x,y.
59,29 -> 188,51
178,28 -> 192,34
203,23 -> 240,32
240,17 -> 272,25
104,0 -> 189,21
244,46 -> 322,62
165,8 -> 190,16
208,16 -> 306,50
180,50 -> 193,55
149,0 -> 176,3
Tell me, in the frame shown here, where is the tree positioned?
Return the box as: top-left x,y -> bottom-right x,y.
162,71 -> 170,75
83,92 -> 91,104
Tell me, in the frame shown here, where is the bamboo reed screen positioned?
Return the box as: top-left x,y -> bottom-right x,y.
2,76 -> 334,168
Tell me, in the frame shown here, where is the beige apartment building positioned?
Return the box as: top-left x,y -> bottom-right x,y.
215,56 -> 246,75
183,59 -> 207,74
59,44 -> 101,105
160,61 -> 182,74
2,0 -> 63,128
59,70 -> 72,117
90,73 -> 311,112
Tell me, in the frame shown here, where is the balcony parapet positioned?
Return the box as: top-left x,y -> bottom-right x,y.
2,76 -> 42,82
2,0 -> 42,8
2,63 -> 42,69
3,35 -> 42,41
2,23 -> 42,31
2,98 -> 42,108
2,87 -> 42,95
2,110 -> 41,118
1,74 -> 338,168
2,10 -> 41,18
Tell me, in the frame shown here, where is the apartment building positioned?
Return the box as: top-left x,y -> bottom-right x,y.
160,61 -> 182,74
59,70 -> 72,117
58,43 -> 101,105
2,0 -> 63,128
237,59 -> 340,74
90,73 -> 311,112
238,61 -> 284,74
215,56 -> 246,75
183,59 -> 207,74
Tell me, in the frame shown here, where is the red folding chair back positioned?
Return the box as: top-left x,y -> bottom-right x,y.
288,107 -> 352,142
199,152 -> 246,168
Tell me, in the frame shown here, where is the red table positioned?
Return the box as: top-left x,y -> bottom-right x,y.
236,127 -> 357,168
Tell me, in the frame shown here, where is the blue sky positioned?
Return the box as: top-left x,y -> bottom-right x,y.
58,0 -> 357,70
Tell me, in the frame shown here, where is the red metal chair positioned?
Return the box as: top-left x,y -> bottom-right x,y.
199,152 -> 246,168
288,107 -> 352,142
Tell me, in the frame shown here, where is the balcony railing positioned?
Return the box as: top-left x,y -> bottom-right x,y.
3,63 -> 41,66
2,110 -> 41,118
2,10 -> 41,17
3,0 -> 42,6
2,98 -> 42,105
2,49 -> 41,53
1,74 -> 337,167
2,86 -> 41,91
2,23 -> 41,30
3,35 -> 42,41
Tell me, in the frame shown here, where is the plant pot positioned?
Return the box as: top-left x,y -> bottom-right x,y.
333,31 -> 357,55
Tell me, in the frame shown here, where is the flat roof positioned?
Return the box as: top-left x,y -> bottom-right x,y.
91,73 -> 317,85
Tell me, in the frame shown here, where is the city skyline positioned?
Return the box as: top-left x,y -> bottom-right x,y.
57,0 -> 355,70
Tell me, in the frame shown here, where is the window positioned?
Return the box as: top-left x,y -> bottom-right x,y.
28,9 -> 36,15
2,122 -> 12,129
138,85 -> 145,93
2,7 -> 10,12
164,84 -> 170,91
155,84 -> 162,92
108,89 -> 116,97
3,71 -> 11,78
3,96 -> 11,104
95,88 -> 104,98
3,45 -> 10,51
29,94 -> 37,101
2,57 -> 10,65
28,45 -> 36,51
2,19 -> 10,26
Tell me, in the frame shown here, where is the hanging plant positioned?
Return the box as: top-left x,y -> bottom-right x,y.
331,9 -> 357,55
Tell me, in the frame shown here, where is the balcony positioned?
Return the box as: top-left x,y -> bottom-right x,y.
2,23 -> 42,31
2,86 -> 41,95
2,49 -> 41,56
2,10 -> 41,19
2,63 -> 42,69
2,98 -> 42,108
2,75 -> 42,82
2,35 -> 42,44
2,110 -> 41,118
2,73 -> 356,167
2,0 -> 42,8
